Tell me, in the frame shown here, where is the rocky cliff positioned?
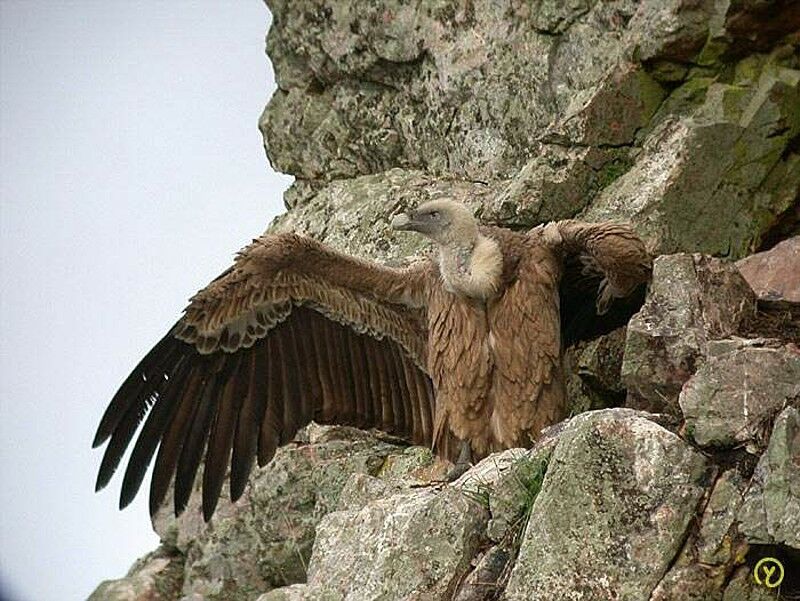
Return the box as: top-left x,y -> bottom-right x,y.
91,1 -> 800,600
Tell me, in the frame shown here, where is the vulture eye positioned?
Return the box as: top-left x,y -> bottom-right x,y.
430,211 -> 440,219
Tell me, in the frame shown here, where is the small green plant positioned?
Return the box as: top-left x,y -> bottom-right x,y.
459,472 -> 494,510
511,455 -> 548,527
489,455 -> 549,599
595,158 -> 632,191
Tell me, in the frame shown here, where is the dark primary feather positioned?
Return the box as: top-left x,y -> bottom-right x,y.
119,355 -> 191,509
229,349 -> 265,502
202,353 -> 247,521
92,330 -> 179,449
149,361 -> 207,516
174,358 -> 221,516
95,304 -> 435,522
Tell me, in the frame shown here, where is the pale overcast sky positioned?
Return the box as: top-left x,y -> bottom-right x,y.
0,2 -> 290,599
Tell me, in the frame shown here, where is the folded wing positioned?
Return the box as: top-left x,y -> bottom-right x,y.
552,220 -> 652,345
93,233 -> 435,521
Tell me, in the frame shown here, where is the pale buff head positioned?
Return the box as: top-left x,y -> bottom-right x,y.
390,199 -> 479,247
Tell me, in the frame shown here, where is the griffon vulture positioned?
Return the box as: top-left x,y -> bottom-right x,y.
93,199 -> 651,521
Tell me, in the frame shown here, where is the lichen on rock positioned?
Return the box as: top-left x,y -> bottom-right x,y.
504,409 -> 710,601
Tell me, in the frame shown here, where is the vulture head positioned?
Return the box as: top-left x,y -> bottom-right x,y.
391,199 -> 478,247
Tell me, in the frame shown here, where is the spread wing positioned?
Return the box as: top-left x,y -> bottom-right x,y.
553,220 -> 652,345
93,233 -> 436,521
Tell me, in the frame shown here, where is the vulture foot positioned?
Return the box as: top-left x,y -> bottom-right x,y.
444,440 -> 474,482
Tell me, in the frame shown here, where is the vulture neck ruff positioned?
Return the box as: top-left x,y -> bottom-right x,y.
438,233 -> 503,301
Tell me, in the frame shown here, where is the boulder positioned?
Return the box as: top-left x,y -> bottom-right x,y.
504,409 -> 709,601
696,469 -> 749,566
738,406 -> 800,549
296,486 -> 486,600
737,236 -> 800,303
88,548 -> 183,601
680,340 -> 800,449
622,254 -> 756,414
647,468 -> 752,601
564,326 -> 628,415
584,51 -> 800,258
151,426 -> 434,600
721,565 -> 783,601
261,447 -> 548,600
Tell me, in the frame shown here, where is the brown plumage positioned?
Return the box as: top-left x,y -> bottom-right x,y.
93,199 -> 651,521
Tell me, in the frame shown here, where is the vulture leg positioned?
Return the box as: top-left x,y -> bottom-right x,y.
444,440 -> 474,482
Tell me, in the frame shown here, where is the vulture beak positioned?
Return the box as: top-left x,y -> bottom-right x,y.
391,211 -> 417,231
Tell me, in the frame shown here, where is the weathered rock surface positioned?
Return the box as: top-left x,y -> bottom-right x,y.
722,565 -> 781,601
504,409 -> 709,601
262,0 -> 799,259
696,469 -> 749,566
584,52 -> 800,257
151,426 -> 439,601
622,253 -> 756,413
737,236 -> 800,302
680,340 -> 800,449
648,466 -> 751,601
270,168 -> 489,262
272,487 -> 486,600
738,407 -> 800,549
91,1 -> 800,599
88,548 -> 184,601
564,326 -> 628,415
94,401 -> 800,600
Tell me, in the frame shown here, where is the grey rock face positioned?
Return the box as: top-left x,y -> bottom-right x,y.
647,465 -> 757,601
622,254 -> 756,413
722,565 -> 782,601
737,236 -> 800,303
301,486 -> 486,600
88,548 -> 184,601
259,445 -> 552,601
151,426 -> 430,601
269,168 -> 490,262
264,0 -> 800,257
260,0 -> 654,183
649,563 -> 728,601
680,340 -> 800,449
696,469 -> 749,566
738,406 -> 800,549
584,55 -> 800,258
504,409 -> 709,601
485,446 -> 550,543
564,326 -> 628,415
